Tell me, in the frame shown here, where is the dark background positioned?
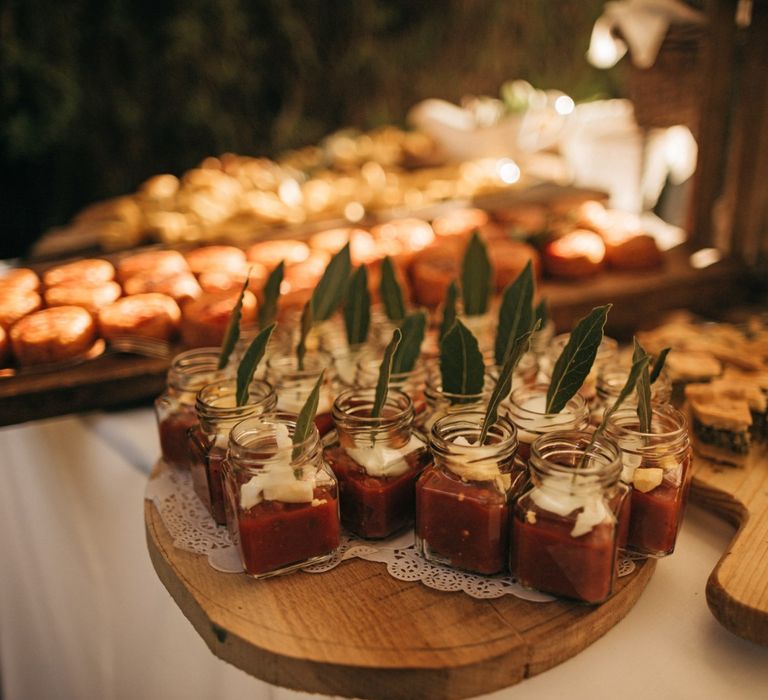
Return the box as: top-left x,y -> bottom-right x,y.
0,0 -> 619,259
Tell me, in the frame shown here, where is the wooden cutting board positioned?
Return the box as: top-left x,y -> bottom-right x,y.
690,442 -> 768,645
145,498 -> 654,700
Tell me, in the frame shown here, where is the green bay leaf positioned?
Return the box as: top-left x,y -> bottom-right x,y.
310,242 -> 351,321
633,337 -> 652,433
440,319 -> 485,398
380,256 -> 406,322
650,347 -> 671,384
236,323 -> 276,406
546,304 -> 611,414
258,261 -> 284,330
461,231 -> 493,316
392,310 -> 426,374
481,320 -> 540,443
295,301 -> 312,371
372,328 -> 402,418
495,260 -> 534,366
292,370 -> 324,460
218,274 -> 250,369
343,265 -> 371,346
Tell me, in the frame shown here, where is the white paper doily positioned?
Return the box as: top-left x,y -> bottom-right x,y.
145,462 -> 636,601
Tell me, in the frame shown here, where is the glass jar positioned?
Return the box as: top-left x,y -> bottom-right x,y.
487,351 -> 539,393
222,412 -> 340,578
189,379 -> 277,525
503,384 -> 590,463
530,318 -> 556,357
324,388 -> 430,538
511,431 -> 624,603
154,347 -> 227,469
266,353 -> 335,436
418,371 -> 494,433
541,334 -> 619,401
416,411 -> 523,575
594,363 -> 673,424
604,404 -> 692,557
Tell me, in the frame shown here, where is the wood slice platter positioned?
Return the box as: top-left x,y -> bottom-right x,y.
690,442 -> 768,645
145,498 -> 655,700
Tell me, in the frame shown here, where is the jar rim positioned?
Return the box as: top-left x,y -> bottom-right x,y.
604,404 -> 688,441
228,411 -> 319,464
529,430 -> 622,484
196,378 -> 276,415
509,383 -> 589,415
430,410 -> 518,452
332,387 -> 414,426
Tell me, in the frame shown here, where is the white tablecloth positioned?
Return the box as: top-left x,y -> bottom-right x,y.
1,408 -> 767,700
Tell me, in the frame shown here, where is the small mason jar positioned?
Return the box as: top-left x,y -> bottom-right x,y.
222,412 -> 340,578
154,347 -> 227,469
266,353 -> 335,436
418,371 -> 494,434
324,388 -> 431,538
416,411 -> 523,575
511,431 -> 624,604
503,384 -> 590,463
541,334 -> 619,402
604,404 -> 692,557
188,379 -> 277,525
593,363 -> 673,423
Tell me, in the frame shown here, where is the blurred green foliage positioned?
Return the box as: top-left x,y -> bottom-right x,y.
0,0 -> 619,257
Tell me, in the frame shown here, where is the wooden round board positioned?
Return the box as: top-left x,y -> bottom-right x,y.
145,499 -> 655,700
690,442 -> 768,646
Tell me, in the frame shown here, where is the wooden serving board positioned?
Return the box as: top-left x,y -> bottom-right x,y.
690,442 -> 768,645
145,499 -> 655,700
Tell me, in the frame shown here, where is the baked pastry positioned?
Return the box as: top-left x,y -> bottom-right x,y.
184,245 -> 247,275
431,208 -> 489,240
408,245 -> 458,308
283,251 -> 331,294
98,293 -> 181,342
603,233 -> 662,271
198,263 -> 268,294
686,385 -> 752,466
180,289 -> 257,347
117,249 -> 189,283
122,270 -> 202,305
0,268 -> 40,293
246,239 -> 310,269
43,258 -> 115,287
309,228 -> 378,265
370,218 -> 435,265
0,325 -> 9,366
10,306 -> 97,366
492,202 -> 548,234
542,230 -> 606,279
488,239 -> 541,291
0,290 -> 43,330
708,377 -> 768,439
44,281 -> 122,315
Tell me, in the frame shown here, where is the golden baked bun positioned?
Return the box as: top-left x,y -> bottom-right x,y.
11,306 -> 97,366
44,281 -> 122,315
603,233 -> 662,270
180,290 -> 257,347
543,230 -> 606,279
117,249 -> 189,283
488,239 -> 541,291
98,293 -> 181,342
309,228 -> 379,265
0,325 -> 9,366
246,239 -> 310,269
0,290 -> 43,330
283,251 -> 331,294
0,268 -> 40,293
122,270 -> 202,305
198,263 -> 268,294
408,245 -> 459,308
184,245 -> 247,275
370,218 -> 435,265
431,208 -> 489,240
43,258 -> 115,287
492,202 -> 549,233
